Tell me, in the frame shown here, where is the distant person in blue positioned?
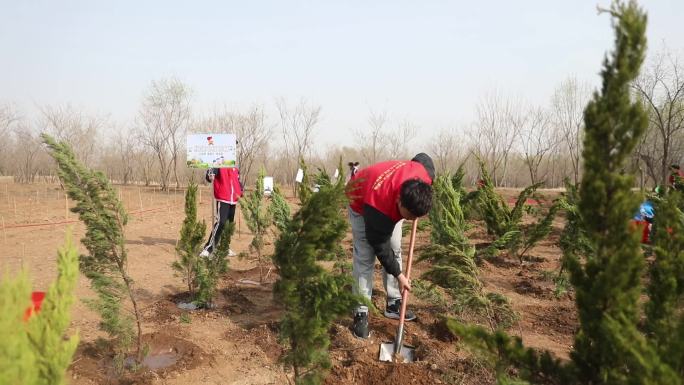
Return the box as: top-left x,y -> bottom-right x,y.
634,200 -> 655,223
633,186 -> 663,244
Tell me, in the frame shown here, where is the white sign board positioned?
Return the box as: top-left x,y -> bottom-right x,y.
186,134 -> 237,168
295,168 -> 304,183
333,168 -> 339,179
263,176 -> 274,196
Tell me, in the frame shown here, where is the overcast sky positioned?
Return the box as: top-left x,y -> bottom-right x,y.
1,1 -> 682,149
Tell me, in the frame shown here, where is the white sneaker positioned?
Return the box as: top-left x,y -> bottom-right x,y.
199,250 -> 211,258
228,249 -> 237,257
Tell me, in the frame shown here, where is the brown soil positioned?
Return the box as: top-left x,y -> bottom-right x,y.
0,182 -> 577,384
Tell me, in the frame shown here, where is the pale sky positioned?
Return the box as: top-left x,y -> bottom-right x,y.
1,1 -> 683,149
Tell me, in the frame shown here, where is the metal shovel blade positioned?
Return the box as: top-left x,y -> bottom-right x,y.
379,342 -> 415,363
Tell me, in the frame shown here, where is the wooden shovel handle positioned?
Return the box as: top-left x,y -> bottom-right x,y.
396,219 -> 418,346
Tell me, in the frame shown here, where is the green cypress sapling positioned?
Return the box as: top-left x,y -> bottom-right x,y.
268,185 -> 291,234
0,233 -> 80,385
645,192 -> 684,375
195,222 -> 234,307
273,177 -> 360,384
450,4 -> 682,384
42,133 -> 144,364
297,158 -> 313,205
241,168 -> 273,282
173,183 -> 207,296
419,175 -> 515,329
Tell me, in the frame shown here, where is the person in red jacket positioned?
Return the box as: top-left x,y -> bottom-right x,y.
346,153 -> 434,339
200,167 -> 242,257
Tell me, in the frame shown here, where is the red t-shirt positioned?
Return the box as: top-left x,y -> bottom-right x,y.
213,168 -> 242,204
347,160 -> 432,222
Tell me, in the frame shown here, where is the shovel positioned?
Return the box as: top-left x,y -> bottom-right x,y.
379,219 -> 418,363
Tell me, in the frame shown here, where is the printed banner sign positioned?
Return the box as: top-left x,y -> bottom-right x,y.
187,134 -> 237,168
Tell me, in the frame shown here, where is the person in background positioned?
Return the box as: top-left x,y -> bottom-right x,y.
669,164 -> 684,191
348,162 -> 360,180
346,153 -> 434,339
200,166 -> 242,257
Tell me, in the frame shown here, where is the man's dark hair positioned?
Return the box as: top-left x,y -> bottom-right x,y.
671,164 -> 680,170
400,179 -> 433,217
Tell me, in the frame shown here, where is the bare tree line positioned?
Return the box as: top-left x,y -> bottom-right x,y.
1,48 -> 682,190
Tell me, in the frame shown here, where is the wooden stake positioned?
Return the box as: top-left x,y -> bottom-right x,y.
1,216 -> 6,244
65,194 -> 69,220
138,187 -> 143,211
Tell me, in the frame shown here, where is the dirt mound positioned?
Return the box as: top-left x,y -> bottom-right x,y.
327,362 -> 438,385
70,331 -> 211,385
144,298 -> 183,324
531,305 -> 578,336
514,279 -> 549,298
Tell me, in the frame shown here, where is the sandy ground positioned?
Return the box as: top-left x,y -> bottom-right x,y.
0,181 -> 575,385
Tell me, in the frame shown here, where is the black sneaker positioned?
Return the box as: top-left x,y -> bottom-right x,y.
352,309 -> 369,339
384,300 -> 417,321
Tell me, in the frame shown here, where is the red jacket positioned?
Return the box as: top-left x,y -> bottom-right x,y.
207,168 -> 242,204
348,160 -> 432,222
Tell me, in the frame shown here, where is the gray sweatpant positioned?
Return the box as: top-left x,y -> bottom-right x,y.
349,207 -> 403,313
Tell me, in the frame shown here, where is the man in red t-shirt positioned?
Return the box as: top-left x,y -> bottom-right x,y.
346,153 -> 434,339
200,167 -> 242,257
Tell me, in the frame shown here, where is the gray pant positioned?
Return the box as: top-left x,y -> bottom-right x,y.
349,207 -> 403,313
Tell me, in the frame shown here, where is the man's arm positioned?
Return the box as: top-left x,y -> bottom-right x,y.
206,168 -> 219,183
363,205 -> 402,277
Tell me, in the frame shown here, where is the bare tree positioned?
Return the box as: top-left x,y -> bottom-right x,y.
471,92 -> 523,186
12,123 -> 44,183
354,109 -> 388,165
40,104 -> 105,165
0,104 -> 19,175
0,103 -> 18,138
276,97 -> 320,184
520,106 -> 558,184
551,77 -> 591,185
138,78 -> 192,191
387,118 -> 417,159
428,128 -> 464,174
112,129 -> 138,185
633,49 -> 684,187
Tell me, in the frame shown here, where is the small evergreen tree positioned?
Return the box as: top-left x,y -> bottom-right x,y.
42,134 -> 144,365
173,183 -> 207,296
242,169 -> 273,282
645,192 -> 684,376
196,222 -> 234,307
268,185 -> 291,234
273,177 -> 360,384
451,165 -> 480,218
450,4 -> 683,384
297,158 -> 313,205
173,183 -> 232,307
420,175 -> 515,329
0,234 -> 80,385
554,179 -> 593,295
476,161 -> 560,263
